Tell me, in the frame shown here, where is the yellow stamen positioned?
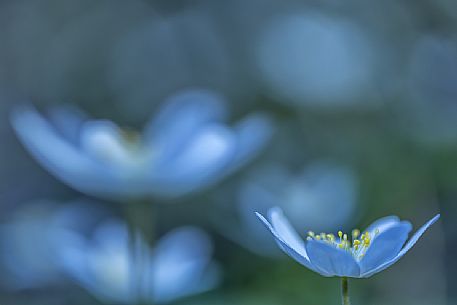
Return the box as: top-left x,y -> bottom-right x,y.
352,229 -> 360,239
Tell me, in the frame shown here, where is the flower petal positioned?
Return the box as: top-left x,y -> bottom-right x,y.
359,221 -> 412,274
360,214 -> 440,278
305,240 -> 360,277
80,120 -> 136,167
268,207 -> 309,260
255,210 -> 320,274
144,89 -> 227,161
364,215 -> 400,236
150,124 -> 236,197
10,106 -> 116,196
151,227 -> 220,303
47,106 -> 87,145
226,113 -> 274,172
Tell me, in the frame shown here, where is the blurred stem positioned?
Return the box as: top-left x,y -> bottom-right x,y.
125,200 -> 156,245
124,200 -> 157,305
341,277 -> 351,305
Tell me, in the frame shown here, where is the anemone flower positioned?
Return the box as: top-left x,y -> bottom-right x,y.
11,89 -> 273,201
58,221 -> 220,304
0,200 -> 106,290
256,207 -> 440,305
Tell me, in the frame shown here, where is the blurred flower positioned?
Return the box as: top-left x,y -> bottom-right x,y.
0,200 -> 106,290
59,221 -> 221,304
404,35 -> 457,146
11,89 -> 273,201
257,207 -> 440,278
230,162 -> 358,256
255,11 -> 376,108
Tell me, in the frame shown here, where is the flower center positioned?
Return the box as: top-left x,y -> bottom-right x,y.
306,228 -> 380,260
83,126 -> 154,170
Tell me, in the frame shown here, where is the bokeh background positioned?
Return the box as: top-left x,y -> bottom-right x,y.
0,0 -> 454,304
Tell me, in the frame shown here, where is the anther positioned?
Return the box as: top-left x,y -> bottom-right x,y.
352,229 -> 360,239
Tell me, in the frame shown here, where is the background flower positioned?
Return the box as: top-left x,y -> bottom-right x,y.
59,221 -> 221,304
11,89 -> 273,201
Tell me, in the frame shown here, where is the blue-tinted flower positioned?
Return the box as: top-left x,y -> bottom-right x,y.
10,89 -> 273,200
405,35 -> 457,146
256,11 -> 376,108
231,162 -> 358,256
0,200 -> 105,289
59,221 -> 220,304
256,207 -> 440,278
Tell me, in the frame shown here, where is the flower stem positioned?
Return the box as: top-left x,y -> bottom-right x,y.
341,277 -> 351,305
125,200 -> 156,305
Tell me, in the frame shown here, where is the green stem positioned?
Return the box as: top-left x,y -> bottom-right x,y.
124,200 -> 157,305
341,277 -> 351,305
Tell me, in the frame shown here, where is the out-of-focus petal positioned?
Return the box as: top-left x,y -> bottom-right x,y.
10,105 -> 115,196
58,220 -> 136,303
47,106 -> 87,145
360,214 -> 440,278
80,120 -> 137,168
151,227 -> 220,303
306,240 -> 360,277
256,12 -> 375,107
226,113 -> 273,172
151,124 -> 236,197
145,89 -> 227,160
359,221 -> 412,274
